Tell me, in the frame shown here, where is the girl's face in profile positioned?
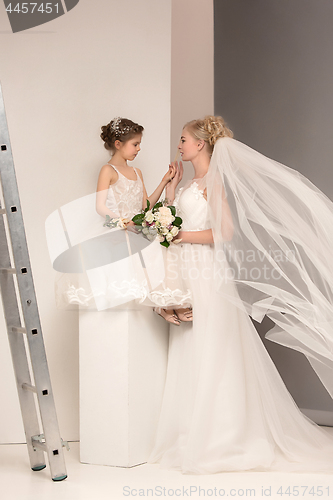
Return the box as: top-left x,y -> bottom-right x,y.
116,134 -> 142,161
178,128 -> 200,162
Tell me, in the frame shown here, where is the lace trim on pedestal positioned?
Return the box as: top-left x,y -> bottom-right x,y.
149,287 -> 192,308
65,279 -> 149,307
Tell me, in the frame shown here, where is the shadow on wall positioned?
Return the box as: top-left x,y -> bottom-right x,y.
214,0 -> 333,198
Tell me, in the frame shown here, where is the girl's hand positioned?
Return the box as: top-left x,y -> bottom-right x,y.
167,161 -> 183,190
162,163 -> 177,185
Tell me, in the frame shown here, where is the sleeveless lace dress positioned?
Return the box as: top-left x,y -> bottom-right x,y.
105,165 -> 143,219
148,179 -> 333,474
58,165 -> 146,310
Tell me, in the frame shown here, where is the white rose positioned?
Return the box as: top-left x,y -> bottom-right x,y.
142,227 -> 149,235
161,227 -> 169,235
159,206 -> 172,217
170,226 -> 179,236
157,206 -> 175,227
145,210 -> 154,223
157,234 -> 165,242
166,232 -> 173,242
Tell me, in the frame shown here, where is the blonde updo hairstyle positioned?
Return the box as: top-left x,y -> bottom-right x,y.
101,117 -> 144,154
184,115 -> 233,155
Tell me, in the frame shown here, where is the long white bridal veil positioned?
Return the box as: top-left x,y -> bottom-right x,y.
207,137 -> 333,398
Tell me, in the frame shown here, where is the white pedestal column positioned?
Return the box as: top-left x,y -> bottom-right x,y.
79,305 -> 168,467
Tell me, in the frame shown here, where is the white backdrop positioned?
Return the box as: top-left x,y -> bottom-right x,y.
0,0 -> 213,443
0,0 -> 172,443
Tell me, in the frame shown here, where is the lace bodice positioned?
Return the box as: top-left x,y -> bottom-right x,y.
106,165 -> 143,219
174,180 -> 210,231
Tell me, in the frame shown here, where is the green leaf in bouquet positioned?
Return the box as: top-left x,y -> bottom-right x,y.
144,199 -> 150,212
168,205 -> 176,217
132,213 -> 145,225
173,216 -> 182,227
153,201 -> 163,211
160,240 -> 170,248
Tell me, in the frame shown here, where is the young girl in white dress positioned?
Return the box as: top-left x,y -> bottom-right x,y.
79,117 -> 178,309
57,117 -> 176,310
97,117 -> 174,227
148,115 -> 333,474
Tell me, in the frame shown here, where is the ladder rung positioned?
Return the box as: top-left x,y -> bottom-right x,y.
0,267 -> 16,274
22,383 -> 37,394
32,435 -> 47,453
12,326 -> 27,334
22,383 -> 49,397
31,434 -> 69,454
0,208 -> 5,214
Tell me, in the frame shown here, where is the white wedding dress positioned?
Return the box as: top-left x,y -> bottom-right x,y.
148,178 -> 333,474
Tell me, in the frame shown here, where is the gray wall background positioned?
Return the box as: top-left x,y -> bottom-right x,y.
214,0 -> 333,422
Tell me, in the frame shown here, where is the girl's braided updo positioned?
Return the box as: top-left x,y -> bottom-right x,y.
100,117 -> 144,154
185,115 -> 233,155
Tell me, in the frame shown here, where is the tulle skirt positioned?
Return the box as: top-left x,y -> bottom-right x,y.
148,242 -> 333,473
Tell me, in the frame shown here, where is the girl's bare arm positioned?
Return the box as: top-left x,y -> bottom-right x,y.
96,164 -> 119,217
136,165 -> 176,209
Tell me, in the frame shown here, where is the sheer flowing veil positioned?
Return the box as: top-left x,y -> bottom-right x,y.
207,137 -> 333,397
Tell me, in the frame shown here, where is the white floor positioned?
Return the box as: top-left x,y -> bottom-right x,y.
1,440 -> 333,500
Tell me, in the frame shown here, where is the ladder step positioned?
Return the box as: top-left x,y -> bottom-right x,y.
22,383 -> 49,397
32,435 -> 47,453
22,383 -> 37,394
31,434 -> 69,455
0,267 -> 16,274
12,326 -> 27,334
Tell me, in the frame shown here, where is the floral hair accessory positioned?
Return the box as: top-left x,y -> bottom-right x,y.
111,117 -> 131,137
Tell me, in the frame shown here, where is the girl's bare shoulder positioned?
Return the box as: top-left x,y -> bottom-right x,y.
97,163 -> 119,190
99,163 -> 118,179
135,167 -> 144,179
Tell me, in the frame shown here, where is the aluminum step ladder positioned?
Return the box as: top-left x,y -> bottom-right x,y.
0,84 -> 67,481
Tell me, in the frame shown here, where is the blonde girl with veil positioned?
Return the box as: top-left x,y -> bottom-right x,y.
148,115 -> 333,473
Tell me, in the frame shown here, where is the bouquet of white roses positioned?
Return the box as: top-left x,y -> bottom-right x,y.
132,200 -> 182,248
